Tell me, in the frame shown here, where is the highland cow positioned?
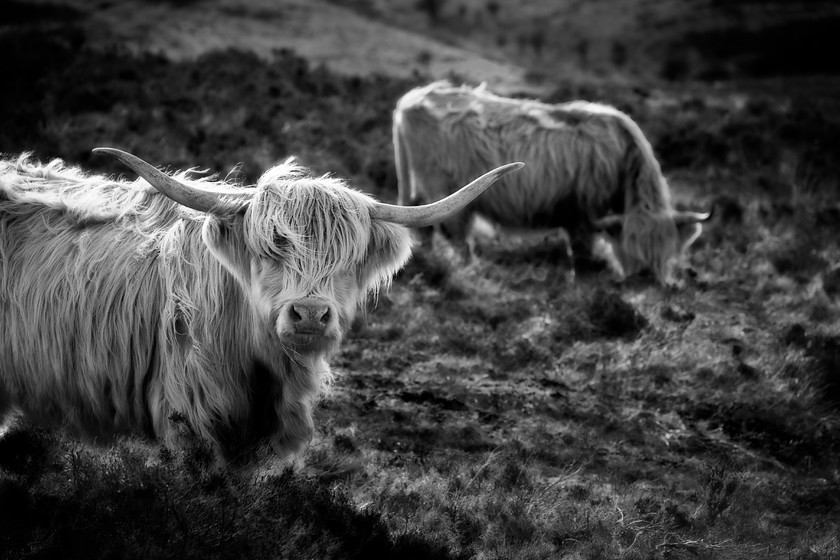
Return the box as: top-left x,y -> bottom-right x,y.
393,81 -> 710,284
0,148 -> 521,463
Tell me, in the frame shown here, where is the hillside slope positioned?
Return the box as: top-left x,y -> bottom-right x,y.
350,0 -> 840,82
8,0 -> 540,94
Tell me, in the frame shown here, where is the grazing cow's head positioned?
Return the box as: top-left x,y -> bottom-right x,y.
592,208 -> 712,285
95,148 -> 522,356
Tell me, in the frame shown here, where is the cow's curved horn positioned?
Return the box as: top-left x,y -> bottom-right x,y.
673,208 -> 713,225
93,147 -> 251,214
591,214 -> 624,230
371,162 -> 524,228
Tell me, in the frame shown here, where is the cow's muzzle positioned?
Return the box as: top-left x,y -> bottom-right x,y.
289,299 -> 332,335
278,297 -> 339,352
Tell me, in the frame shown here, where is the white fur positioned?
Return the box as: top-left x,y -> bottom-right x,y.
0,154 -> 412,463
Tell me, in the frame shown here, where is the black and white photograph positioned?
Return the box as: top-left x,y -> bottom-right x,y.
1,0 -> 839,558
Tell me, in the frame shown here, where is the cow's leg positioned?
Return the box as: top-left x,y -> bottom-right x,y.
438,212 -> 474,261
413,225 -> 435,250
270,356 -> 324,462
400,188 -> 437,249
554,227 -> 575,282
488,223 -> 576,280
465,213 -> 500,262
592,234 -> 626,282
273,399 -> 315,459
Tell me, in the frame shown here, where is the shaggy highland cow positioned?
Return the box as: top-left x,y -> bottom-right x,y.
393,81 -> 710,284
0,148 -> 521,463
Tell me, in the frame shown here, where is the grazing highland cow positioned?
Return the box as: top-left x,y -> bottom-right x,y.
0,149 -> 521,463
393,81 -> 710,285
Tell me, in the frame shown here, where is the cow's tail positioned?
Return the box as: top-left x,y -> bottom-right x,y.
393,110 -> 414,207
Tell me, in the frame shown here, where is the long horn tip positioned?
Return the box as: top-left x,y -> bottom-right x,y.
92,147 -> 137,165
481,161 -> 525,182
92,147 -> 155,176
498,161 -> 525,174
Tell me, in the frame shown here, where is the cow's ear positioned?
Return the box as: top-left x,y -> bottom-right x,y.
203,216 -> 252,287
359,221 -> 413,292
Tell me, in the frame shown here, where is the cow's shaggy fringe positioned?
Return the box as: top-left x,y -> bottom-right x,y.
394,81 -> 702,284
0,153 -> 412,463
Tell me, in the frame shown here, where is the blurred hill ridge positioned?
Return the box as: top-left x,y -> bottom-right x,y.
5,0 -> 840,95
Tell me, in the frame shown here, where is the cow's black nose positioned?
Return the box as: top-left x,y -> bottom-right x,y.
289,300 -> 331,333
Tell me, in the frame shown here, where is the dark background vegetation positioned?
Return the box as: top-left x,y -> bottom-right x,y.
2,0 -> 840,558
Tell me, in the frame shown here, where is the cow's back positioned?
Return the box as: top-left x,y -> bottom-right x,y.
0,157 -> 175,438
395,84 -> 630,229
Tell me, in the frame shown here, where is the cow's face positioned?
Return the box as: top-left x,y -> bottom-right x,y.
597,211 -> 706,285
203,167 -> 412,357
93,148 -> 519,349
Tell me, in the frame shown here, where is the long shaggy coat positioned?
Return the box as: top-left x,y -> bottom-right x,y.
0,154 -> 412,463
393,81 -> 706,284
